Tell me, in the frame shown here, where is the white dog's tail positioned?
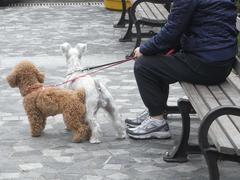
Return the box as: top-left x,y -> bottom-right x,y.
76,88 -> 86,104
95,81 -> 113,107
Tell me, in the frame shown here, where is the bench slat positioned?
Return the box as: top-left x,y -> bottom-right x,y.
154,3 -> 169,19
181,82 -> 235,154
220,81 -> 240,132
135,5 -> 147,20
234,56 -> 240,75
140,2 -> 157,20
207,85 -> 240,155
181,83 -> 208,118
196,85 -> 237,154
146,2 -> 165,21
136,4 -> 151,20
220,80 -> 240,106
228,72 -> 240,93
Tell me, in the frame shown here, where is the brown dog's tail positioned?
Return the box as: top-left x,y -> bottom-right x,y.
76,88 -> 86,104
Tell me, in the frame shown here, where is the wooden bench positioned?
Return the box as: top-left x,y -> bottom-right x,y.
163,32 -> 240,180
114,0 -> 171,56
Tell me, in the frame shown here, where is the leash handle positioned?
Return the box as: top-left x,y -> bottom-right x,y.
166,49 -> 175,56
129,48 -> 175,58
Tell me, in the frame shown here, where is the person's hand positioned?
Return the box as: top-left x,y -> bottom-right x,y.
133,47 -> 143,59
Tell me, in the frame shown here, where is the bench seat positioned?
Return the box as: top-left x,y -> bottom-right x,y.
181,70 -> 240,155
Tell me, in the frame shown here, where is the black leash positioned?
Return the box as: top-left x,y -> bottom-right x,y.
66,57 -> 135,76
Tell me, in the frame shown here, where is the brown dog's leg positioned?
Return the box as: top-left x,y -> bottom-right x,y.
72,123 -> 91,143
63,118 -> 71,131
63,99 -> 91,142
27,112 -> 46,137
63,109 -> 91,142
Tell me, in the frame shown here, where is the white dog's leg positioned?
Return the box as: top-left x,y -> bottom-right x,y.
105,102 -> 126,139
98,83 -> 126,139
86,110 -> 102,144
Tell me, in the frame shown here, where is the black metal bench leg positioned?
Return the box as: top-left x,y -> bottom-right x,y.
113,0 -> 129,28
163,98 -> 192,162
127,21 -> 142,57
134,21 -> 142,49
204,150 -> 220,180
198,106 -> 240,180
119,8 -> 134,42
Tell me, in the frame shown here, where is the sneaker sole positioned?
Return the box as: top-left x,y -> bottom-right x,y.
127,131 -> 171,140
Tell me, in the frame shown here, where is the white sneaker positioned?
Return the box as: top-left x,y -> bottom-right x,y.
125,109 -> 149,128
126,118 -> 171,139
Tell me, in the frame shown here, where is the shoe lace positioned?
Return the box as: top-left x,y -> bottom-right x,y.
137,109 -> 148,119
137,118 -> 152,129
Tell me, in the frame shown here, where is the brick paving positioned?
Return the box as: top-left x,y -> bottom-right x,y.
0,4 -> 239,180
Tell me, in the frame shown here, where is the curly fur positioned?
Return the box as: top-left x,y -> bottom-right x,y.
6,60 -> 91,142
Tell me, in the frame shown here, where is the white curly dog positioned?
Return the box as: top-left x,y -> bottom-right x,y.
60,42 -> 126,143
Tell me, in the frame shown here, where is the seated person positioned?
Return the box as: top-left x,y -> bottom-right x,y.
125,0 -> 238,139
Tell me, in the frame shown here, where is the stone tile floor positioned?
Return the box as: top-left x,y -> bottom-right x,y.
0,4 -> 239,180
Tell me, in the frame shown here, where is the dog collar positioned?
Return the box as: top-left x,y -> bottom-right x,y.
26,85 -> 45,95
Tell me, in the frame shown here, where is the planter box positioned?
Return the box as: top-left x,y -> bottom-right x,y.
104,0 -> 131,11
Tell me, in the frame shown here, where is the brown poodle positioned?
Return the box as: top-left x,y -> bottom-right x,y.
6,60 -> 91,142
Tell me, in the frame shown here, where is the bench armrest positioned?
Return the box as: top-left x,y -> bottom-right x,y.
198,105 -> 240,152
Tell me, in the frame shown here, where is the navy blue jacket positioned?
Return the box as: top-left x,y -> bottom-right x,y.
140,0 -> 238,62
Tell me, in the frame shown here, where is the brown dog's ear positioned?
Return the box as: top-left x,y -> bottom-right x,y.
37,71 -> 45,83
6,72 -> 18,87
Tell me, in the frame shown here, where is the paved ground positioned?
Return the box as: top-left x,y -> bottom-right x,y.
0,4 -> 239,180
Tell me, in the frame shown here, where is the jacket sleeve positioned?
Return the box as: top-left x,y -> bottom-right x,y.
140,0 -> 197,55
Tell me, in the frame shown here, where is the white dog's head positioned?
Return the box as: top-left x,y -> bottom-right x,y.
60,42 -> 87,71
